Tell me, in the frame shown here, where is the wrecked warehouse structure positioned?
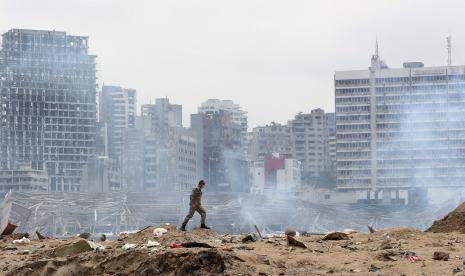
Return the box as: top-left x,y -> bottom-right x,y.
0,29 -> 97,192
335,46 -> 465,203
1,190 -> 460,236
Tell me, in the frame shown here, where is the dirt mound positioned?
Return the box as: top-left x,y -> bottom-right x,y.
427,202 -> 465,233
8,249 -> 238,276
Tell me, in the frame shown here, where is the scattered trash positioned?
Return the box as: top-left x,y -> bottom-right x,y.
153,228 -> 168,237
400,251 -> 417,258
368,264 -> 380,272
12,237 -> 30,244
322,232 -> 349,241
11,233 -> 29,240
181,242 -> 213,248
147,240 -> 161,248
342,229 -> 357,235
54,240 -> 93,257
100,234 -> 106,242
137,225 -> 152,233
87,241 -> 105,251
433,251 -> 450,261
368,225 -> 376,234
78,232 -> 91,239
122,243 -> 137,250
169,243 -> 183,249
286,235 -> 307,249
408,256 -> 421,263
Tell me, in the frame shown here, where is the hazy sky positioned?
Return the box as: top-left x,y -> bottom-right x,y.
2,0 -> 465,128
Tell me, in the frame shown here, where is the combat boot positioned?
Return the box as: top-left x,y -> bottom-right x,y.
200,224 -> 210,229
180,223 -> 187,231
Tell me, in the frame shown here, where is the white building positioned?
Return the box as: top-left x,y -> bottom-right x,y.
335,46 -> 465,203
100,85 -> 137,159
251,153 -> 301,195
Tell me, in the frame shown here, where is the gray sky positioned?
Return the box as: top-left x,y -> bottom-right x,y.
2,0 -> 465,128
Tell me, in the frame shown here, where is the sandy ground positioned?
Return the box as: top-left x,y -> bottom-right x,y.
1,225 -> 465,275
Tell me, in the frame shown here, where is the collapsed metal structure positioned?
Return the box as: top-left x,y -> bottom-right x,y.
1,191 -> 460,236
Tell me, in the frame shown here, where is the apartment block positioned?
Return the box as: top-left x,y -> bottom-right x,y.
0,29 -> 97,192
191,110 -> 248,192
141,98 -> 182,137
335,50 -> 465,200
198,99 -> 248,157
248,122 -> 293,162
289,109 -> 336,183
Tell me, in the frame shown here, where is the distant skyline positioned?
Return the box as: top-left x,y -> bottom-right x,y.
2,0 -> 465,128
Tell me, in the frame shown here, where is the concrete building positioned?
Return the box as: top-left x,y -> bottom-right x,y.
0,164 -> 48,192
289,109 -> 336,184
121,127 -> 145,192
119,99 -> 197,192
191,110 -> 248,192
141,98 -> 182,137
251,153 -> 301,195
138,127 -> 198,192
0,29 -> 97,192
198,99 -> 248,156
81,156 -> 121,193
99,85 -> 136,159
248,122 -> 293,162
335,46 -> 465,203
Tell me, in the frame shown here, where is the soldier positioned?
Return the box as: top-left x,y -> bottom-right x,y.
180,180 -> 210,231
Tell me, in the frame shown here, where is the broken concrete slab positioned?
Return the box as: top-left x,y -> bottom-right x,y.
322,232 -> 350,241
1,223 -> 17,236
286,235 -> 307,249
53,240 -> 93,257
433,251 -> 450,261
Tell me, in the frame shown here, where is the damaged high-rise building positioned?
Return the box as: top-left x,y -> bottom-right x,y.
0,29 -> 97,192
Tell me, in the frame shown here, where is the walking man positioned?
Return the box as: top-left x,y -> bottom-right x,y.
180,180 -> 210,231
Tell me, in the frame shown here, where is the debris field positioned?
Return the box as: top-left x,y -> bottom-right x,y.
2,202 -> 465,275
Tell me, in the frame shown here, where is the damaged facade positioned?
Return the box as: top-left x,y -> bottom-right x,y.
0,29 -> 97,192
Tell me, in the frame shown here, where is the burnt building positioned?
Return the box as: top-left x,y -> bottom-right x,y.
191,110 -> 248,192
0,29 -> 97,192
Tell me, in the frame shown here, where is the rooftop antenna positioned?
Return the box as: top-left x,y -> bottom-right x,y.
375,39 -> 379,57
447,36 -> 452,66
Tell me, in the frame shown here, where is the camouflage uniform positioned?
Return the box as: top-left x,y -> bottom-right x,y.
182,187 -> 206,225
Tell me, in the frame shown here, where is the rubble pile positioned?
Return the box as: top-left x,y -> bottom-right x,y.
427,201 -> 465,233
1,220 -> 465,275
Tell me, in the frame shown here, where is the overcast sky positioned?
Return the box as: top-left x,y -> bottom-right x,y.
2,0 -> 465,128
